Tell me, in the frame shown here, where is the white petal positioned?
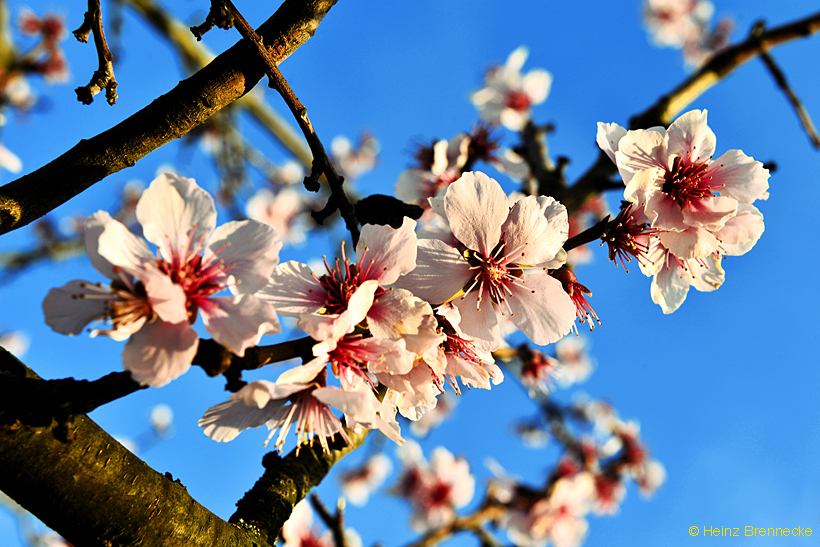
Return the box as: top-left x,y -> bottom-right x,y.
444,172 -> 509,256
395,239 -> 472,306
42,280 -> 108,335
136,173 -> 216,262
666,109 -> 716,162
502,195 -> 568,265
523,69 -> 551,106
122,319 -> 199,387
199,384 -> 289,442
256,260 -> 324,316
616,130 -> 668,185
84,211 -> 118,279
200,295 -> 281,357
356,217 -> 418,285
596,122 -> 627,165
714,204 -> 764,256
650,261 -> 691,314
507,273 -> 576,345
96,217 -> 156,279
710,150 -> 770,204
206,219 -> 282,294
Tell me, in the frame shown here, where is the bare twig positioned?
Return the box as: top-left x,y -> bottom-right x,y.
216,0 -> 361,245
310,494 -> 348,547
402,504 -> 506,547
73,0 -> 118,105
0,0 -> 338,236
751,22 -> 820,149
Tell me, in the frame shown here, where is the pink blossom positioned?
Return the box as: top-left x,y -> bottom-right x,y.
398,172 -> 576,350
391,441 -> 475,533
643,0 -> 713,49
471,46 -> 552,131
246,187 -> 309,246
43,211 -> 198,387
339,453 -> 393,506
198,360 -> 350,454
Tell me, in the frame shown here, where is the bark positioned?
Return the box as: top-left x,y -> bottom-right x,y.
0,346 -> 365,547
0,0 -> 338,236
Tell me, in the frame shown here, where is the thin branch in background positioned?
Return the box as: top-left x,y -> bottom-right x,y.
751,22 -> 820,149
73,0 -> 118,105
214,0 -> 360,245
310,494 -> 348,547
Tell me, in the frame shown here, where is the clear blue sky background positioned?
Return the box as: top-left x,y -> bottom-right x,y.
2,1 -> 820,546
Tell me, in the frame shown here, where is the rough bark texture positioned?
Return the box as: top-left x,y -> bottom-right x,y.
0,0 -> 337,235
0,348 -> 274,547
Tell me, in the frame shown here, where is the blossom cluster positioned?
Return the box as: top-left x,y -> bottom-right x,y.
598,109 -> 768,313
643,0 -> 733,67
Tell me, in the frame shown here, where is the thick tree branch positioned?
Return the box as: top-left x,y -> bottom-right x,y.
0,348 -> 275,547
0,0 -> 338,236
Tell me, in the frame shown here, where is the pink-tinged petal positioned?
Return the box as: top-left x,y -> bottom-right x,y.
505,45 -> 529,72
256,260 -> 325,316
90,316 -> 147,342
356,217 -> 418,285
596,122 -> 628,165
714,204 -> 764,256
650,260 -> 691,314
710,150 -> 770,204
314,386 -> 405,445
274,358 -> 328,388
396,239 -> 472,306
680,195 -> 737,231
644,189 -> 684,231
367,289 -> 433,350
507,272 -> 576,346
377,364 -> 440,420
659,227 -> 719,259
200,295 -> 280,357
615,130 -> 668,184
235,380 -> 277,409
638,238 -> 666,278
96,217 -> 156,279
403,313 -> 446,357
444,172 -> 509,255
445,354 -> 492,390
136,173 -> 216,262
199,381 -> 289,442
43,279 -> 108,335
122,319 -> 199,387
623,167 -> 664,207
523,69 -> 551,105
428,195 -> 447,221
503,195 -> 568,265
396,169 -> 432,204
666,109 -> 716,162
690,255 -> 725,293
299,281 -> 378,342
499,109 -> 528,132
206,219 -> 282,294
139,267 -> 188,324
454,289 -> 501,350
84,211 -> 118,279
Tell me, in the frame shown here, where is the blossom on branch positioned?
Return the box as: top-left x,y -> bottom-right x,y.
471,46 -> 552,131
398,171 -> 576,350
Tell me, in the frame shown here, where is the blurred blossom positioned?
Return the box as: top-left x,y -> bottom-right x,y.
18,9 -> 70,83
553,337 -> 593,388
274,160 -> 305,186
150,404 -> 174,436
642,0 -> 733,67
339,453 -> 393,506
246,187 -> 308,246
0,330 -> 29,357
471,46 -> 551,131
409,393 -> 458,437
281,499 -> 362,547
331,133 -> 379,180
391,441 -> 475,533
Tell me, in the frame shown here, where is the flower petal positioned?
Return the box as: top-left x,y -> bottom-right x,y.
356,217 -> 418,285
122,319 -> 199,387
713,204 -> 764,256
650,259 -> 691,314
136,173 -> 216,262
507,272 -> 576,346
444,172 -> 509,256
43,279 -> 108,336
666,109 -> 716,163
200,295 -> 281,357
256,260 -> 325,316
206,219 -> 282,294
710,150 -> 770,204
96,216 -> 156,279
502,195 -> 568,265
396,239 -> 472,306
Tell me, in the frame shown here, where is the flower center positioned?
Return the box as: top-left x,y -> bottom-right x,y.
77,273 -> 153,331
314,245 -> 388,316
662,155 -> 715,208
504,89 -> 531,112
462,239 -> 529,316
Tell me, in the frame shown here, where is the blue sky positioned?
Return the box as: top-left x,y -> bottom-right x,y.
2,1 -> 820,546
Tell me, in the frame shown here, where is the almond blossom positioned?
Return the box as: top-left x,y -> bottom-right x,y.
471,46 -> 552,131
43,173 -> 281,387
339,453 -> 393,506
398,171 -> 576,350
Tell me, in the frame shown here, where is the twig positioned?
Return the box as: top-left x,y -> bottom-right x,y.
310,494 -> 348,547
216,0 -> 361,245
0,0 -> 338,236
751,22 -> 820,149
560,11 -> 820,214
401,504 -> 506,547
73,0 -> 118,105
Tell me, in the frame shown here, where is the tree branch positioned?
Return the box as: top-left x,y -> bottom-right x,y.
0,348 -> 275,547
0,0 -> 338,236
73,0 -> 118,105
